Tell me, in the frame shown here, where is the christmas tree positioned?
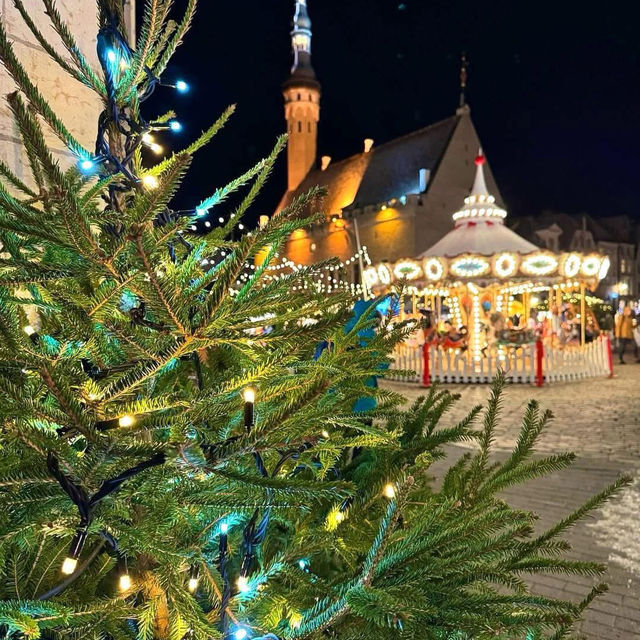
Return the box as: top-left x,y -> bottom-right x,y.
0,2 -> 629,639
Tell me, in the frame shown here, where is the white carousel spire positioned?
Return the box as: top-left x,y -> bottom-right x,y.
471,149 -> 489,196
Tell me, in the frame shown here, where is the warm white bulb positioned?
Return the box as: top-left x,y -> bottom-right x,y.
118,415 -> 135,427
23,325 -> 35,336
383,483 -> 396,499
142,133 -> 153,144
61,557 -> 77,575
321,430 -> 330,439
334,511 -> 344,523
188,577 -> 199,593
119,573 -> 132,591
237,575 -> 250,593
142,175 -> 159,190
150,143 -> 163,154
242,388 -> 256,403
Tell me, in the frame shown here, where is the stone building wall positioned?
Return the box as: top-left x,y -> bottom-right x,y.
0,0 -> 135,184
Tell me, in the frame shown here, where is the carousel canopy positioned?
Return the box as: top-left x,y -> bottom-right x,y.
417,153 -> 538,258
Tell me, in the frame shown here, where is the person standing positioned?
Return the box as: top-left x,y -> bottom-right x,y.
614,306 -> 635,364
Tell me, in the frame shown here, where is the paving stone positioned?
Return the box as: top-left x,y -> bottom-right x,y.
383,364 -> 640,638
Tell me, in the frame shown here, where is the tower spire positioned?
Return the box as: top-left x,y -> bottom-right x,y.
282,1 -> 321,192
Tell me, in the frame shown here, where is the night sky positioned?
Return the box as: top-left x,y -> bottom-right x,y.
141,1 -> 639,223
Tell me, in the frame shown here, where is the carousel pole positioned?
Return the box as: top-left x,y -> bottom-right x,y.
580,281 -> 586,346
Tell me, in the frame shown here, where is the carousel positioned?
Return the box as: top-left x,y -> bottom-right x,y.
363,152 -> 614,385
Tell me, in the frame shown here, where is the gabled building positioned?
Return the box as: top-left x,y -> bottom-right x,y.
277,1 -> 502,273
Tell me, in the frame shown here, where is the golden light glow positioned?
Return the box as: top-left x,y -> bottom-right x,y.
492,252 -> 518,278
560,253 -> 581,278
242,387 -> 256,403
237,575 -> 250,593
188,577 -> 199,593
423,257 -> 445,281
61,557 -> 77,575
119,574 -> 132,592
377,264 -> 392,285
118,415 -> 135,428
581,255 -> 601,277
141,174 -> 159,190
598,256 -> 611,281
363,266 -> 379,288
383,483 -> 396,499
23,324 -> 36,336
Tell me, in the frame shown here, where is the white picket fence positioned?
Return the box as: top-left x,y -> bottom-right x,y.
389,336 -> 612,386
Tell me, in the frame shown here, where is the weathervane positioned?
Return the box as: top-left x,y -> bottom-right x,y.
459,53 -> 468,107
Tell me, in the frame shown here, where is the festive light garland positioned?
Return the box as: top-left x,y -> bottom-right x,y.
581,254 -> 602,277
520,252 -> 558,276
393,260 -> 422,280
423,257 -> 446,282
450,256 -> 491,278
560,253 -> 581,278
492,252 -> 518,278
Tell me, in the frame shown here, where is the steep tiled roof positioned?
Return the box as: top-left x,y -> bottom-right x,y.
277,115 -> 459,216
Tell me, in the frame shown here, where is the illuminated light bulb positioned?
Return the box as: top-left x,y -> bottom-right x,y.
242,388 -> 256,403
119,573 -> 132,591
169,120 -> 182,132
119,58 -> 129,70
383,483 -> 396,499
205,221 -> 211,228
79,158 -> 95,172
118,415 -> 135,427
196,207 -> 207,217
142,175 -> 159,190
234,629 -> 248,640
237,575 -> 250,593
188,577 -> 199,593
298,559 -> 309,570
23,325 -> 36,336
321,430 -> 330,439
238,223 -> 244,230
61,557 -> 78,575
175,80 -> 189,93
334,511 -> 344,523
106,49 -> 117,63
150,142 -> 163,154
220,521 -> 229,534
142,132 -> 153,144
218,217 -> 224,224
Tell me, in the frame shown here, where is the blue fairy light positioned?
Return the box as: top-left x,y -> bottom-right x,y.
297,559 -> 309,571
175,80 -> 189,93
195,207 -> 207,217
106,49 -> 117,63
169,120 -> 182,132
79,158 -> 96,173
220,521 -> 229,534
233,626 -> 249,640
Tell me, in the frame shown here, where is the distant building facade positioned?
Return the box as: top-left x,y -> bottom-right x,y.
276,1 -> 501,274
513,212 -> 639,303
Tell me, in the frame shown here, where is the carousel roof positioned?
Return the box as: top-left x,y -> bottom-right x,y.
417,153 -> 538,258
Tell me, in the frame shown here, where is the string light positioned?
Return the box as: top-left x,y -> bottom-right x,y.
175,80 -> 189,93
141,174 -> 159,190
118,415 -> 135,427
61,526 -> 88,574
169,120 -> 182,132
220,521 -> 229,534
393,260 -> 422,280
383,483 -> 396,499
119,559 -> 132,592
234,628 -> 248,640
188,565 -> 200,593
79,158 -> 96,172
297,558 -> 309,571
237,575 -> 250,593
23,324 -> 36,336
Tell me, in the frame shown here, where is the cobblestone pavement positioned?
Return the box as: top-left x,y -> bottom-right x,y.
382,363 -> 640,639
